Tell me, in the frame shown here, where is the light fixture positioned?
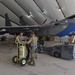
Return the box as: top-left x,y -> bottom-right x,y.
30,12 -> 33,17
57,7 -> 62,12
43,9 -> 47,14
27,12 -> 33,18
58,8 -> 61,11
43,11 -> 46,14
28,15 -> 31,18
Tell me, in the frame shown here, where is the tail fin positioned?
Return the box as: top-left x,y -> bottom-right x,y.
5,13 -> 12,26
19,16 -> 27,26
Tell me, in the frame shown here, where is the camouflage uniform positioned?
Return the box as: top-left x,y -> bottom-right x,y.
29,36 -> 38,66
15,35 -> 25,44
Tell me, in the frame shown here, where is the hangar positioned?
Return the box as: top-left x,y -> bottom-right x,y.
0,0 -> 75,75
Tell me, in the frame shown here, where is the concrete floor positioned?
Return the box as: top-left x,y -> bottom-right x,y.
0,42 -> 75,75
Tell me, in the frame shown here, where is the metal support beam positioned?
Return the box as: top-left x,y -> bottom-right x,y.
33,0 -> 43,12
56,0 -> 66,18
33,0 -> 53,22
0,2 -> 19,17
15,0 -> 39,24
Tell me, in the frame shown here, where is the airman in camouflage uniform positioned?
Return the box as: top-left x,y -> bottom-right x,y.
25,32 -> 38,66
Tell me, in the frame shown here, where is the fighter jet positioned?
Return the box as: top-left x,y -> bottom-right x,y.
0,13 -> 75,37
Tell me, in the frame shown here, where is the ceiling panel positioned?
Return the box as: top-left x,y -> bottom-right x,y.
15,0 -> 50,24
1,0 -> 38,25
57,0 -> 75,17
0,3 -> 19,25
34,0 -> 65,21
0,0 -> 75,26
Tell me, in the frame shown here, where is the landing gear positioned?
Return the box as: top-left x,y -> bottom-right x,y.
54,52 -> 60,58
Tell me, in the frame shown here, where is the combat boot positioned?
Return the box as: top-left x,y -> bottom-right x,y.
28,60 -> 35,66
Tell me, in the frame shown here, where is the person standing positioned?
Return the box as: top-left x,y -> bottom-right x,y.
15,32 -> 29,60
25,32 -> 38,66
15,32 -> 25,44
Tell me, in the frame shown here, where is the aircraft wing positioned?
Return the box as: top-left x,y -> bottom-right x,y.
0,25 -> 42,35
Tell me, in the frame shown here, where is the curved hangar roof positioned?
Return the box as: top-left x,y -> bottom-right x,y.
0,0 -> 75,26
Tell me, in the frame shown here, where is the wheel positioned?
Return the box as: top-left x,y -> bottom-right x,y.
12,56 -> 17,63
54,52 -> 60,58
38,47 -> 44,53
20,58 -> 27,66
